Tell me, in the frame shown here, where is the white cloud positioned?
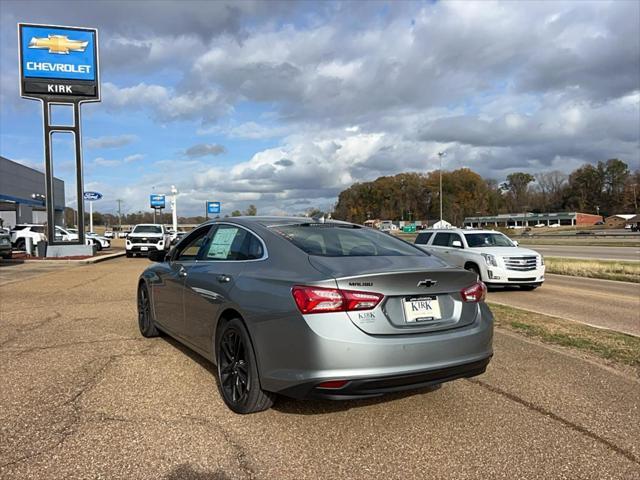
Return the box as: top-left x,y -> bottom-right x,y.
93,157 -> 122,167
86,135 -> 137,149
124,154 -> 145,163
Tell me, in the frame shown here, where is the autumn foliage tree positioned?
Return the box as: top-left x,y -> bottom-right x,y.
332,159 -> 637,224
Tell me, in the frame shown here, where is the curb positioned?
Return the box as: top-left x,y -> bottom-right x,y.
1,251 -> 126,265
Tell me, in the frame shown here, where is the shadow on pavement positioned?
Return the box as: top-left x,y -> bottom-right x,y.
161,333 -> 443,416
274,384 -> 442,415
164,464 -> 232,480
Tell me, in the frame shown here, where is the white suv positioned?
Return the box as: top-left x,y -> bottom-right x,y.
126,224 -> 171,257
10,224 -> 47,250
415,229 -> 545,290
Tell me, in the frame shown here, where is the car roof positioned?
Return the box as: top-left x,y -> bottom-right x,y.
422,228 -> 500,234
205,216 -> 354,228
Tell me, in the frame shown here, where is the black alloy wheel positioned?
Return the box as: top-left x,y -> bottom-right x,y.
219,328 -> 250,405
216,319 -> 274,414
137,283 -> 159,337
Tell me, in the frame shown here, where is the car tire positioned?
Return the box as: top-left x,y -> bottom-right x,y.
137,283 -> 160,338
15,239 -> 25,251
126,251 -> 133,258
95,242 -> 102,251
520,285 -> 538,291
216,318 -> 275,414
465,263 -> 481,281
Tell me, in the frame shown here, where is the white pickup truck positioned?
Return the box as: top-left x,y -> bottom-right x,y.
126,224 -> 171,257
415,228 -> 545,290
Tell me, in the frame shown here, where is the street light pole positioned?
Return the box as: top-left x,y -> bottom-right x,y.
170,185 -> 178,232
437,152 -> 447,224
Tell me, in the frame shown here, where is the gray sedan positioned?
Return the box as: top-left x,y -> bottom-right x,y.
138,217 -> 493,414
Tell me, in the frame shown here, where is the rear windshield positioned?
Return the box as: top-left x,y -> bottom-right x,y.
133,225 -> 162,234
270,224 -> 426,257
465,233 -> 514,247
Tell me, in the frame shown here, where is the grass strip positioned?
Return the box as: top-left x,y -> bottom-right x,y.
544,257 -> 640,283
489,303 -> 640,370
518,239 -> 640,248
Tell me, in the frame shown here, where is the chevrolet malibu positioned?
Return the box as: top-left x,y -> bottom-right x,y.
137,217 -> 493,414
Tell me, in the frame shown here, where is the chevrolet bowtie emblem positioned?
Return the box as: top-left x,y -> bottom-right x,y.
417,279 -> 437,288
28,35 -> 88,54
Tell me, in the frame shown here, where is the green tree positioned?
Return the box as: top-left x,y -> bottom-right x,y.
503,172 -> 535,212
244,204 -> 257,216
231,210 -> 242,217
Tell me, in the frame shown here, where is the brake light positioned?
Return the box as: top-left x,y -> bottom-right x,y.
461,281 -> 487,303
292,286 -> 383,314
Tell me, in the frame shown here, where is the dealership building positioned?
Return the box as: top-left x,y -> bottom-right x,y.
0,156 -> 65,228
463,212 -> 602,229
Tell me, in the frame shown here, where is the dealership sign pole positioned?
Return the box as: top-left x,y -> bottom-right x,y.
83,191 -> 102,233
18,23 -> 100,249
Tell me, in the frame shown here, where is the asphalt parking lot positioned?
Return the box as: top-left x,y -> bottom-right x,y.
1,258 -> 639,479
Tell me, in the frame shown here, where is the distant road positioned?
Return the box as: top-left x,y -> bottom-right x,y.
526,245 -> 640,261
489,274 -> 640,336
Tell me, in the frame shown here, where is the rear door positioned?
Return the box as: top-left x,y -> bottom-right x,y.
429,232 -> 452,261
445,232 -> 466,267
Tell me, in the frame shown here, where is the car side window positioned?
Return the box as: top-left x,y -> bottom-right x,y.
415,232 -> 433,245
432,233 -> 450,246
175,226 -> 211,261
245,234 -> 265,260
203,225 -> 265,261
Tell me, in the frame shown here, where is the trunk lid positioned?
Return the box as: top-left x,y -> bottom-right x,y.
309,256 -> 480,335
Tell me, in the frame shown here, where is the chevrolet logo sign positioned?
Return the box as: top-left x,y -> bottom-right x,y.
29,35 -> 88,55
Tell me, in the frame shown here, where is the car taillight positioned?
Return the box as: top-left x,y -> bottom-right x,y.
461,281 -> 487,303
291,286 -> 383,314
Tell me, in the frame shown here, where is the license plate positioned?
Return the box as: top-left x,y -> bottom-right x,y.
141,246 -> 148,251
403,296 -> 441,323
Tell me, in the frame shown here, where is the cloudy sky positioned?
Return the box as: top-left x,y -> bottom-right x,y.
0,0 -> 638,216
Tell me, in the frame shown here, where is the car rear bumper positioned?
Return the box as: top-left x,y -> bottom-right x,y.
252,303 -> 494,399
279,356 -> 491,400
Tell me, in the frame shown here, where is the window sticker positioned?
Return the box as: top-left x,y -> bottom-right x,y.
207,228 -> 238,259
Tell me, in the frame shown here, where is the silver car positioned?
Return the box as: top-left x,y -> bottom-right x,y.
138,217 -> 493,414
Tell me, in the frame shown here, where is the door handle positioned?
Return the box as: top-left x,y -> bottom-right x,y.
178,267 -> 188,278
217,274 -> 231,283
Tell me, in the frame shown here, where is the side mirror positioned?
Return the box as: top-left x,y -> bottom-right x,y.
451,240 -> 463,248
513,240 -> 519,246
148,249 -> 167,262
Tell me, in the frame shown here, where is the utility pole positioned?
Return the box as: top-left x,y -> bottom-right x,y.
116,199 -> 123,231
437,152 -> 447,224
